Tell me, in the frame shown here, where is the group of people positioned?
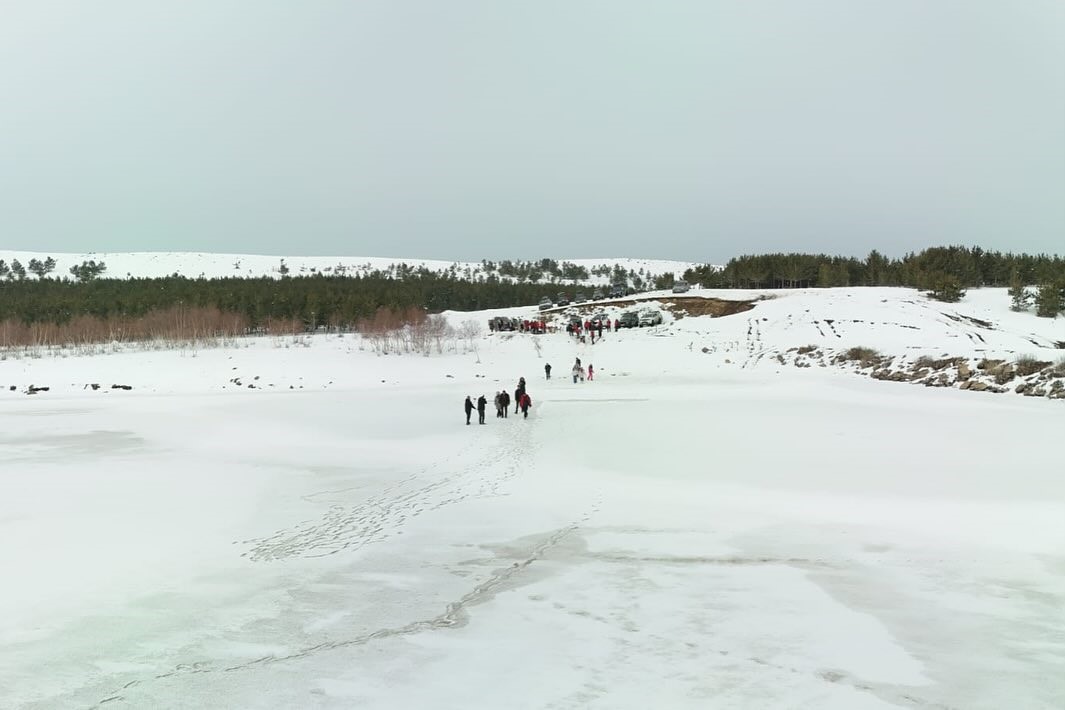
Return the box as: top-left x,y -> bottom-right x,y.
543,359 -> 593,383
464,353 -> 601,427
571,357 -> 593,383
488,318 -> 549,333
464,377 -> 532,425
566,318 -> 613,345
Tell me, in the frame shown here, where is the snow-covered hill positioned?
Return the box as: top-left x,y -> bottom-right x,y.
0,250 -> 703,283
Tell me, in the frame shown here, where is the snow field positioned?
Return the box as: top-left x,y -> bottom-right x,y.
1,286 -> 1063,709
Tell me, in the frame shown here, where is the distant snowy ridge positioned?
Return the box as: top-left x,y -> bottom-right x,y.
0,251 -> 706,283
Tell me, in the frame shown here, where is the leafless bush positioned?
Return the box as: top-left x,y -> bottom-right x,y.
357,307 -> 457,356
1014,355 -> 1051,377
457,320 -> 482,354
838,346 -> 885,368
0,307 -> 251,350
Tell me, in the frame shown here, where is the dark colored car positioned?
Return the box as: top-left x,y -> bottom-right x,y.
619,311 -> 640,328
556,292 -> 571,306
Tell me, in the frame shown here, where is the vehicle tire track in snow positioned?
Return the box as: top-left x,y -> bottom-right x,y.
241,425 -> 532,562
91,507 -> 600,709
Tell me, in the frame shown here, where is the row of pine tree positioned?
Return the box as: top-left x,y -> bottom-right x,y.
0,246 -> 1062,330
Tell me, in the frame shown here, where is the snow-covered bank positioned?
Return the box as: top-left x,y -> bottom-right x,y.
3,286 -> 1060,402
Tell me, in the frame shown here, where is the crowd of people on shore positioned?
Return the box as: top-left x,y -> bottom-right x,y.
566,317 -> 618,345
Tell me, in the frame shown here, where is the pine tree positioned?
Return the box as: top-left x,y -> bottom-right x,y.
68,260 -> 107,282
926,272 -> 965,303
1035,282 -> 1064,318
27,257 -> 55,279
1008,267 -> 1031,311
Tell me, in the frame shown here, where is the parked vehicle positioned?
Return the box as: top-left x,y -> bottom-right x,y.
538,297 -> 553,311
619,311 -> 640,328
574,292 -> 587,304
638,309 -> 663,327
556,292 -> 571,306
489,316 -> 519,331
609,283 -> 627,298
672,280 -> 690,294
591,288 -> 605,300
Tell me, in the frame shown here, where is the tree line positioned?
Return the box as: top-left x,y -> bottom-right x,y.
0,272 -> 573,332
682,246 -> 1064,290
0,246 -> 1062,342
682,246 -> 1065,314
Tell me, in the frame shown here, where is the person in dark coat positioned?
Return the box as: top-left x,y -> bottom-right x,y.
545,363 -> 552,380
464,396 -> 474,425
495,392 -> 504,418
501,391 -> 510,417
476,395 -> 487,424
519,392 -> 532,418
514,377 -> 525,414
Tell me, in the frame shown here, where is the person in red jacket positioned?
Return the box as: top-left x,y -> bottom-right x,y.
519,392 -> 532,418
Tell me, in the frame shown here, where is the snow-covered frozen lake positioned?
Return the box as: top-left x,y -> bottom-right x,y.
2,289 -> 1064,709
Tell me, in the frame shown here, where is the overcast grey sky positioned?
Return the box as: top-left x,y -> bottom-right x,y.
1,1 -> 1062,261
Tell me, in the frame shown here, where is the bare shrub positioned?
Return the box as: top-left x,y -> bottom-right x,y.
457,320 -> 482,352
356,307 -> 458,356
1014,355 -> 1051,377
797,345 -> 818,355
840,346 -> 885,368
0,306 -> 251,350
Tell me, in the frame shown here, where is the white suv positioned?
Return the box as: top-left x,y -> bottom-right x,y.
638,309 -> 663,327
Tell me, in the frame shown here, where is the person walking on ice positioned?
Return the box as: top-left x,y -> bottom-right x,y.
464,396 -> 474,425
476,395 -> 487,424
572,363 -> 581,383
545,363 -> 552,380
588,363 -> 594,381
519,392 -> 532,418
514,377 -> 526,414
